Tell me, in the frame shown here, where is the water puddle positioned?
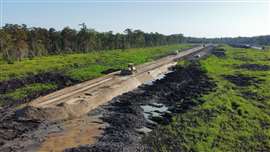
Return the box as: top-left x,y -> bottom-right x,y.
141,103 -> 169,123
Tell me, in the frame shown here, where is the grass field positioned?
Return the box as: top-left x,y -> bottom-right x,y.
146,45 -> 270,151
0,44 -> 191,82
0,44 -> 192,106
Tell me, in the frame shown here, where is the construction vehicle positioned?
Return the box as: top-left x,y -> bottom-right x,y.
194,54 -> 201,58
120,63 -> 137,75
172,50 -> 180,55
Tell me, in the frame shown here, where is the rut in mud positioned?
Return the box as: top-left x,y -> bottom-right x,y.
66,62 -> 216,152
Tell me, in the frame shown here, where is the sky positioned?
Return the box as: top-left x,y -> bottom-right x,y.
0,0 -> 270,38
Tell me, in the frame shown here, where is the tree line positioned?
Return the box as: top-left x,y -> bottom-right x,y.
0,24 -> 184,63
185,36 -> 270,46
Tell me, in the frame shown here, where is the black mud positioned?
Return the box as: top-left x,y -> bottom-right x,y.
241,91 -> 266,101
0,72 -> 78,107
237,64 -> 270,71
0,108 -> 42,152
101,68 -> 121,74
66,62 -> 216,152
224,74 -> 264,87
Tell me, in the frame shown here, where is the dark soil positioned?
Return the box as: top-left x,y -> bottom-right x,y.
0,72 -> 77,94
241,91 -> 266,101
223,74 -> 264,87
0,108 -> 42,152
212,48 -> 226,58
0,72 -> 78,107
65,62 -> 216,152
237,64 -> 270,71
101,68 -> 121,74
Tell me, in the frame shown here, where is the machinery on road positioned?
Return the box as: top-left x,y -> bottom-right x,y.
120,63 -> 137,75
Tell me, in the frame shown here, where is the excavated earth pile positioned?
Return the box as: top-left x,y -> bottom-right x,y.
66,62 -> 216,152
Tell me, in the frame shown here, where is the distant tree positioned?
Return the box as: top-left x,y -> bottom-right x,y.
61,27 -> 77,52
3,24 -> 29,61
0,23 -> 190,62
0,30 -> 14,63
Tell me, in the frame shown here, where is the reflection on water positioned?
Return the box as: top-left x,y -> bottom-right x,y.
141,103 -> 169,123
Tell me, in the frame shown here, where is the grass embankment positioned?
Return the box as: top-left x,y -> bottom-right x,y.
146,46 -> 270,151
0,44 -> 192,106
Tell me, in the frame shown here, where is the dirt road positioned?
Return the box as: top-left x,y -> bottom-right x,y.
27,45 -> 208,122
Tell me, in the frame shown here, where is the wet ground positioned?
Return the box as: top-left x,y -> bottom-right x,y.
0,49 -> 216,152
65,62 -> 216,152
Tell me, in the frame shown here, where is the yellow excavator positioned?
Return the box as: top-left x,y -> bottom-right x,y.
120,63 -> 137,75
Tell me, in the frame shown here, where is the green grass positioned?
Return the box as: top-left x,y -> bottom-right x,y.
0,44 -> 191,82
145,45 -> 270,151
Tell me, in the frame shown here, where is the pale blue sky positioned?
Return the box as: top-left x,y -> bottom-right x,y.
0,0 -> 270,38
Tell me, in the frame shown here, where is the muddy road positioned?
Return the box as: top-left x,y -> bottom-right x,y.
65,62 -> 216,152
0,46 -> 216,152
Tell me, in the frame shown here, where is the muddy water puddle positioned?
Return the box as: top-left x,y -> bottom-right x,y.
37,115 -> 105,152
141,103 -> 169,121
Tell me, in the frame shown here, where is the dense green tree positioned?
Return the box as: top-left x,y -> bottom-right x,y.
61,27 -> 77,52
0,23 -> 188,62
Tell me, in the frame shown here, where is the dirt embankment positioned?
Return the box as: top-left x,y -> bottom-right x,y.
66,62 -> 216,152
